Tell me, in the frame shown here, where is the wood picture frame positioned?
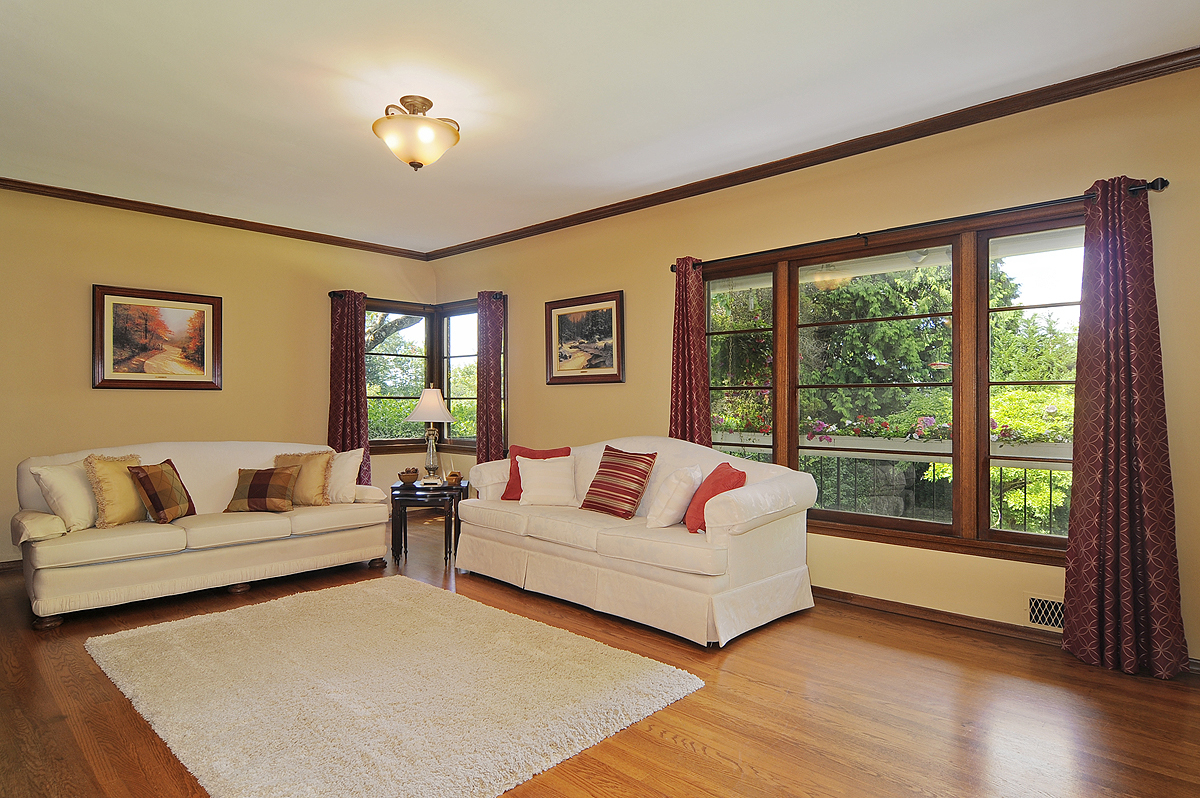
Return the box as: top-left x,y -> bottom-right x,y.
93,285 -> 222,390
545,290 -> 625,385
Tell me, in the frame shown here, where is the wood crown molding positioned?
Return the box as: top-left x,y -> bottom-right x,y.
3,45 -> 1198,262
0,177 -> 429,262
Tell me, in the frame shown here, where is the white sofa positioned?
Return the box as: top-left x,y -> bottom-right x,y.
12,441 -> 388,627
457,436 -> 818,647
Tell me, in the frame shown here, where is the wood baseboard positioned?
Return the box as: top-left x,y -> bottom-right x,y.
0,560 -> 21,573
812,585 -> 1063,647
813,587 -> 1200,676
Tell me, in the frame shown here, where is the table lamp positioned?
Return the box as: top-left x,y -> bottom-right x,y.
403,385 -> 456,486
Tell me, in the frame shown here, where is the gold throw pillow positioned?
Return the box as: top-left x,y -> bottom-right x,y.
84,454 -> 146,528
273,451 -> 334,506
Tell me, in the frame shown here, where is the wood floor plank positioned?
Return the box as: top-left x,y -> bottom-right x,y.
2,511 -> 1197,798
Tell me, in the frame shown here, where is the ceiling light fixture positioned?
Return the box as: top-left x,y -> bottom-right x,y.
372,95 -> 460,171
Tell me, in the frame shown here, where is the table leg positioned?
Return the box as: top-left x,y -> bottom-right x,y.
443,498 -> 453,562
452,494 -> 463,559
400,506 -> 409,559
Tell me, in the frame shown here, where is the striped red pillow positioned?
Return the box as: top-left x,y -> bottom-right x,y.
580,446 -> 657,519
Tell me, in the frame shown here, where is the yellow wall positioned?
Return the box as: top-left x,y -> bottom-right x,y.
0,192 -> 436,561
432,68 -> 1200,639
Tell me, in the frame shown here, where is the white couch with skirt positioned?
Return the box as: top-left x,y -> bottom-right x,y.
12,441 -> 388,627
457,436 -> 818,647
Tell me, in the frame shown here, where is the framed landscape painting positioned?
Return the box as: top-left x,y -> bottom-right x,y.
545,291 -> 625,385
93,285 -> 222,390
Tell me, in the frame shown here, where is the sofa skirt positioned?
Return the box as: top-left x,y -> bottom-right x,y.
456,523 -> 814,646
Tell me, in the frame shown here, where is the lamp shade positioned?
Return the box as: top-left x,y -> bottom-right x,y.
404,387 -> 455,423
372,113 -> 460,169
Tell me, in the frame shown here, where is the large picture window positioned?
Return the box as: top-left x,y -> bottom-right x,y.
704,203 -> 1085,561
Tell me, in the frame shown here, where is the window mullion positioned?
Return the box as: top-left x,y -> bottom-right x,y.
953,230 -> 982,541
773,260 -> 797,467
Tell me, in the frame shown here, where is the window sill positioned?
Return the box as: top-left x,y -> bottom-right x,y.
807,517 -> 1066,567
368,441 -> 480,456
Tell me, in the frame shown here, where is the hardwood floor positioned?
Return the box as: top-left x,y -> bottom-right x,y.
3,512 -> 1198,798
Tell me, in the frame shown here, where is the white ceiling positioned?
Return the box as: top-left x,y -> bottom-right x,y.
3,2 -> 1199,254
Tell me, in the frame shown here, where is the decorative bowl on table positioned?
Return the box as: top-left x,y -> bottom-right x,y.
398,469 -> 420,485
446,471 -> 462,486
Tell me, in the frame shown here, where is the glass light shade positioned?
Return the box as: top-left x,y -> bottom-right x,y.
404,387 -> 455,423
372,113 -> 460,168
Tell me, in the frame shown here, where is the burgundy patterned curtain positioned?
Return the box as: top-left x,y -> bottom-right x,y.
669,256 -> 711,446
1062,177 -> 1188,679
327,290 -> 371,484
476,291 -> 507,463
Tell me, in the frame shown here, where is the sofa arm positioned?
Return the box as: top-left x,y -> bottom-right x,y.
468,459 -> 511,501
12,510 -> 68,547
354,485 -> 387,503
704,471 -> 818,545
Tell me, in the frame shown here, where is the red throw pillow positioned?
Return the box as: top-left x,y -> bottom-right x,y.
684,462 -> 747,534
501,445 -> 572,501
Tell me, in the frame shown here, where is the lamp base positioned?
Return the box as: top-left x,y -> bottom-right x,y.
417,478 -> 442,487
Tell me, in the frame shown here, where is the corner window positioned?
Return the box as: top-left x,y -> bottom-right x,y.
366,298 -> 500,454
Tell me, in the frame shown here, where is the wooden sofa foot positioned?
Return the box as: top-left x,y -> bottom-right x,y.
367,557 -> 387,568
226,582 -> 251,594
32,615 -> 63,631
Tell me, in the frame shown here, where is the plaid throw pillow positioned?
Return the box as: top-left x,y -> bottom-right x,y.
580,446 -> 657,519
128,459 -> 197,524
225,466 -> 300,513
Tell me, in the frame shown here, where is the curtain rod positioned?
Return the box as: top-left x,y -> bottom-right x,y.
669,177 -> 1169,271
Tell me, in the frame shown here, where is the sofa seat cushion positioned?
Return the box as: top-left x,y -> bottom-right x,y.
26,523 -> 186,569
525,508 -> 644,552
172,512 -> 291,549
284,503 -> 388,536
596,525 -> 729,576
457,500 -> 547,537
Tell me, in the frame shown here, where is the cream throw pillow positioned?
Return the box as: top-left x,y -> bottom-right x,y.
31,459 -> 99,532
327,449 -> 364,504
274,451 -> 334,506
645,465 -> 703,528
84,454 -> 146,528
517,455 -> 578,507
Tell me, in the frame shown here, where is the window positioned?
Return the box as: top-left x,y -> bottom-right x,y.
365,303 -> 430,443
708,273 -> 774,463
366,298 -> 501,454
442,307 -> 478,443
704,203 -> 1084,561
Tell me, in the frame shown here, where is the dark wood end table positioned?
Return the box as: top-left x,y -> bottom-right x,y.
390,480 -> 470,563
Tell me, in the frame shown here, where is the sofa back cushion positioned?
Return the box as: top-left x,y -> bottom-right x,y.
580,446 -> 657,519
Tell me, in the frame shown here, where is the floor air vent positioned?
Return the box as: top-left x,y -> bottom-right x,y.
1028,596 -> 1065,630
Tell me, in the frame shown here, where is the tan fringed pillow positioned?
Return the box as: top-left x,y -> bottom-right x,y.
84,453 -> 146,528
273,451 -> 334,506
225,466 -> 301,513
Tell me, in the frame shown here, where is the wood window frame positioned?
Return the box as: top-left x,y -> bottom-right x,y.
703,202 -> 1086,566
367,297 -> 501,456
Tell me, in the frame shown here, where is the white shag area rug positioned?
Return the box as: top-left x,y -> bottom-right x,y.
86,576 -> 703,798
